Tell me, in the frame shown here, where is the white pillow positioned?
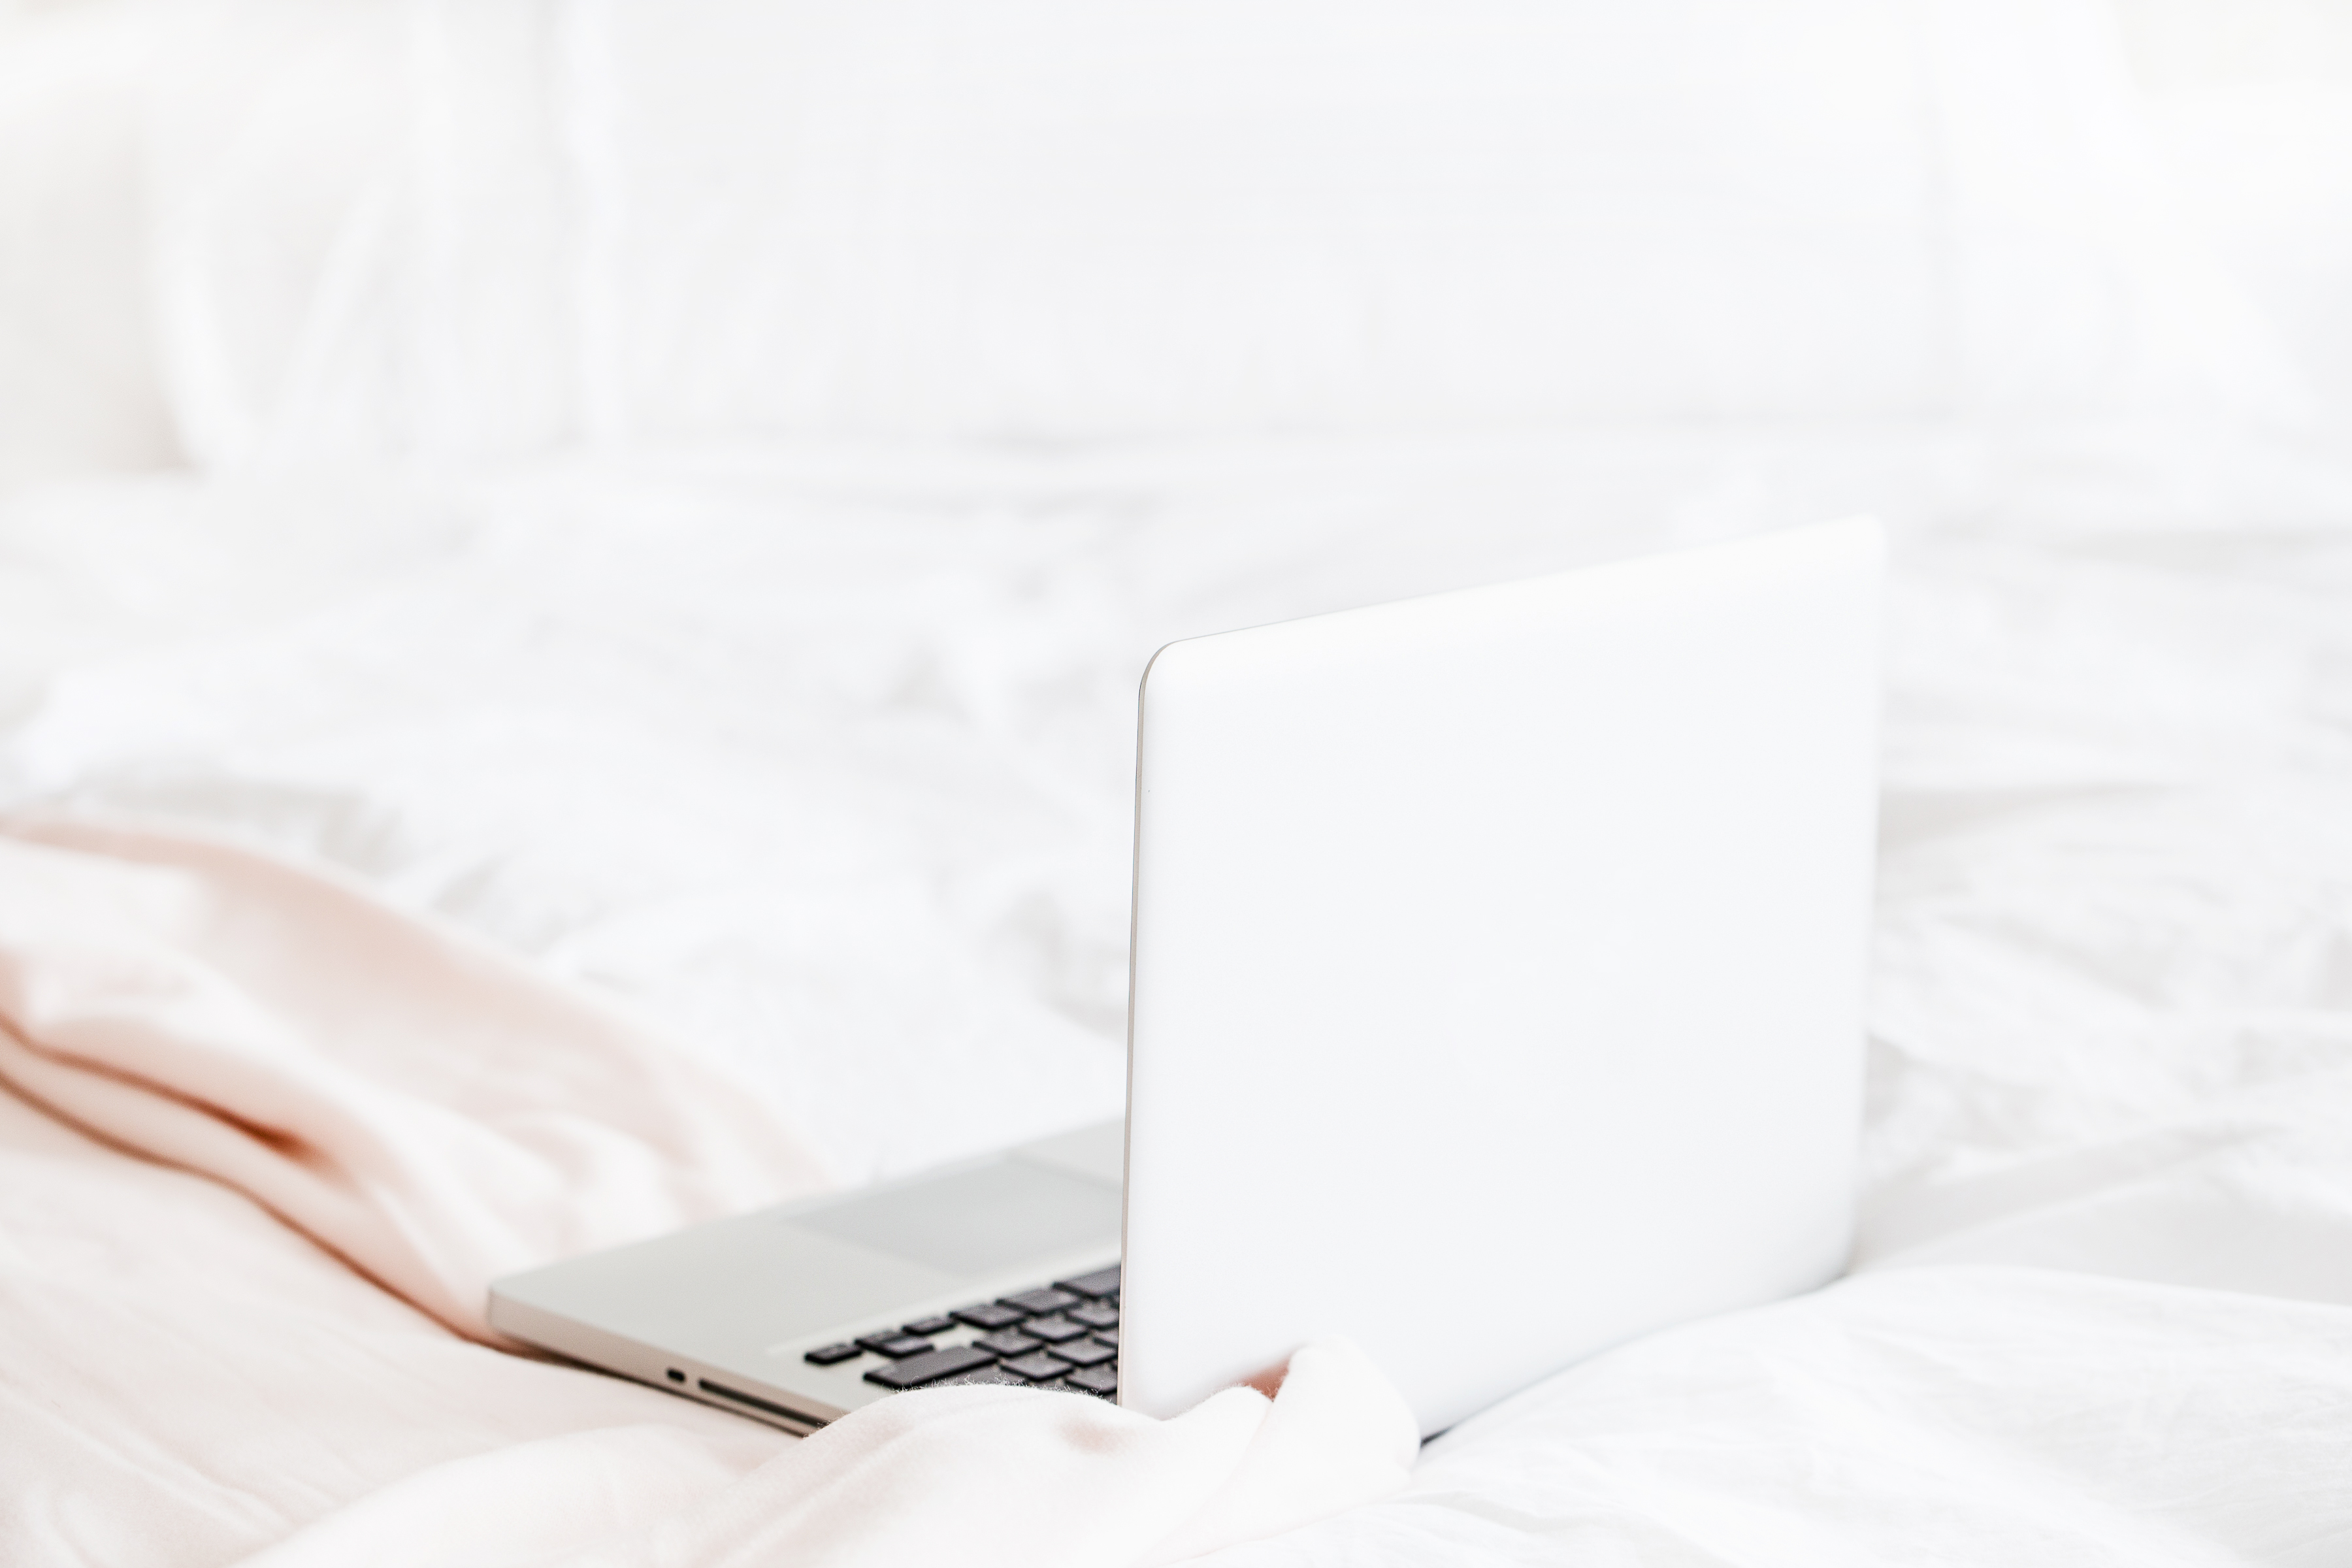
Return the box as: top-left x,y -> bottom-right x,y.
2114,0 -> 2352,414
129,0 -> 2295,466
0,1 -> 184,486
140,0 -> 574,468
566,0 -> 1944,441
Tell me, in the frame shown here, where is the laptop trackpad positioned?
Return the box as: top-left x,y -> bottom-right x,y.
792,1156 -> 1122,1279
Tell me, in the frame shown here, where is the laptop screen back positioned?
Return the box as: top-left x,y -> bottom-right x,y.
1118,519 -> 1882,1433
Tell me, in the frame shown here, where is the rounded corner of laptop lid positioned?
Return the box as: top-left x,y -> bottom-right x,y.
1120,522 -> 1882,1433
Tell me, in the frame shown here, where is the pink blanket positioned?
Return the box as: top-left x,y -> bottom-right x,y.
0,819 -> 1415,1565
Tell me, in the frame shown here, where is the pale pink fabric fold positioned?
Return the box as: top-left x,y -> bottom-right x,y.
0,815 -> 828,1338
0,817 -> 1419,1564
235,1342 -> 1420,1568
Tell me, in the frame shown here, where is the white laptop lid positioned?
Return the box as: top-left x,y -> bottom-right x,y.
1119,518 -> 1882,1434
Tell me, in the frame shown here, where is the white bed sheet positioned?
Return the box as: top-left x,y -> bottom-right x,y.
4,417 -> 2351,1561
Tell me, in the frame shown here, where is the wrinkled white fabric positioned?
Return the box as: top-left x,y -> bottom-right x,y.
0,815 -> 1419,1565
231,1344 -> 1416,1568
1,420 -> 2350,1563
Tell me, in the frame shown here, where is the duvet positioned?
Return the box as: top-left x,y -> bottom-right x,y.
3,421 -> 2350,1563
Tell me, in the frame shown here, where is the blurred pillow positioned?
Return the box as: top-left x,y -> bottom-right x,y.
574,0 -> 1943,441
1921,0 -> 2297,419
133,0 -> 2296,466
141,0 -> 574,468
2115,0 -> 2352,416
0,1 -> 184,486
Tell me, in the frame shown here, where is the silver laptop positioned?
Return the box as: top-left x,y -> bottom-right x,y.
489,517 -> 1882,1437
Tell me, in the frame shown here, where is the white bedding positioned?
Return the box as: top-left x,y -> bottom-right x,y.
4,417 -> 2351,1561
11,2 -> 2352,1555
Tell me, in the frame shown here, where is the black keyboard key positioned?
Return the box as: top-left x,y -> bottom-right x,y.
864,1345 -> 999,1390
1090,1327 -> 1119,1349
1000,1350 -> 1073,1381
857,1332 -> 935,1359
1056,1266 -> 1122,1299
1021,1316 -> 1086,1344
952,1302 -> 1028,1331
802,1342 -> 862,1366
1070,1303 -> 1119,1330
1065,1364 -> 1119,1396
1001,1287 -> 1080,1316
902,1315 -> 957,1337
1052,1337 -> 1116,1367
973,1330 -> 1041,1358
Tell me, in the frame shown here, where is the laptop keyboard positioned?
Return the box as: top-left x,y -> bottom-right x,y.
802,1264 -> 1122,1399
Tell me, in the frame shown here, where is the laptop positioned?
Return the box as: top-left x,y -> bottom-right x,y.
489,517 -> 1882,1437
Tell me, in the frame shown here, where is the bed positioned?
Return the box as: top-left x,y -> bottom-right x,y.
5,1 -> 2351,1562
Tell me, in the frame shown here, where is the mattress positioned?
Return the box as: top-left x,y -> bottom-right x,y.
4,417 -> 2351,1561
